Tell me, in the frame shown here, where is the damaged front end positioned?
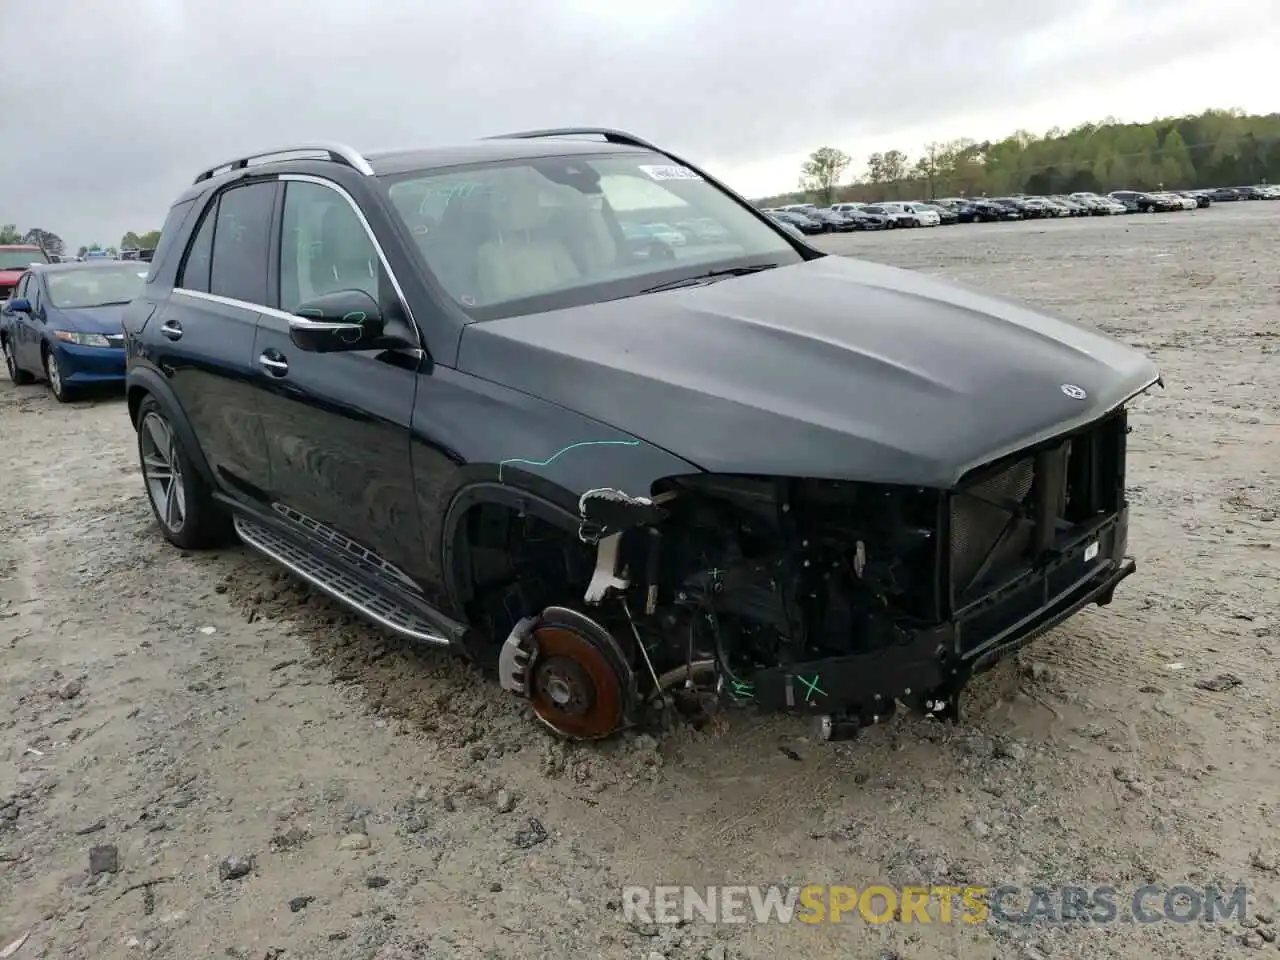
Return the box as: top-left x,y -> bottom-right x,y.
498,408 -> 1140,742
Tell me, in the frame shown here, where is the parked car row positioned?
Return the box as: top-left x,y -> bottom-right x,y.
757,184 -> 1280,233
51,248 -> 156,264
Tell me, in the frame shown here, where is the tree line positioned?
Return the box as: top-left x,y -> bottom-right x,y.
0,225 -> 161,260
780,108 -> 1280,207
0,225 -> 67,258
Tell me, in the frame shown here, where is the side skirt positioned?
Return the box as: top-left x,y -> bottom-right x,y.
219,497 -> 469,648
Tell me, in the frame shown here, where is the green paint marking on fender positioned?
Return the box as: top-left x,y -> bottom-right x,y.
497,439 -> 641,482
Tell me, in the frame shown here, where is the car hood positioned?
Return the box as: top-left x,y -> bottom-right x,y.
50,304 -> 127,335
457,256 -> 1160,488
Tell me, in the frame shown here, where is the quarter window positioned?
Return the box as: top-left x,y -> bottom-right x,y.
179,203 -> 217,293
209,182 -> 274,305
278,180 -> 381,313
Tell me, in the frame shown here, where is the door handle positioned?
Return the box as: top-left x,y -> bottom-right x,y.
259,353 -> 288,376
159,320 -> 183,341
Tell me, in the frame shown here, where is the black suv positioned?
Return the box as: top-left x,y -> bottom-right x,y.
124,129 -> 1159,743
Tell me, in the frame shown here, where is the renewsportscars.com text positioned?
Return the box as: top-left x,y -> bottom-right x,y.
620,884 -> 1249,926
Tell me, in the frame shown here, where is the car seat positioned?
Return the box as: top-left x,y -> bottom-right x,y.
475,183 -> 580,303
418,187 -> 499,306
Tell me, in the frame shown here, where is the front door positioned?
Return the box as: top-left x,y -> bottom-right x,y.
253,175 -> 425,582
7,274 -> 36,371
156,180 -> 277,502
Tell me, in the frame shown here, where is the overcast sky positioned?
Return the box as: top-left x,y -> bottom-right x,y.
7,0 -> 1279,250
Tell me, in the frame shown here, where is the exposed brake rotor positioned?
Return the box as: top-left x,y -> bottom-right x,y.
499,607 -> 636,740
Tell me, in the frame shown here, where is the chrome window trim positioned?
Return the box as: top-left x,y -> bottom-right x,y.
172,288 -> 424,360
174,287 -> 293,321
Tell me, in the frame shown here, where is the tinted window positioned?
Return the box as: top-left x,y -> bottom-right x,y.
27,275 -> 41,310
279,180 -> 381,313
12,274 -> 29,299
180,202 -> 217,292
209,182 -> 274,305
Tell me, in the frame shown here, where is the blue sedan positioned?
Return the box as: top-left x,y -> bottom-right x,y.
1,260 -> 146,401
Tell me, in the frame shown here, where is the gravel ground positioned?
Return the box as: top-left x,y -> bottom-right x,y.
1,202 -> 1277,960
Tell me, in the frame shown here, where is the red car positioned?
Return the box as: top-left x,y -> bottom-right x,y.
0,244 -> 51,298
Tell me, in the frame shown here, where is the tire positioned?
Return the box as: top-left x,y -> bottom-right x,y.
135,395 -> 234,549
42,345 -> 75,402
3,336 -> 33,385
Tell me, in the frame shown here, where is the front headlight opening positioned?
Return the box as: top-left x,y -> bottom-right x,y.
53,331 -> 111,347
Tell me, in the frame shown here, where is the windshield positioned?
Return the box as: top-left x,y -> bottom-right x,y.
0,248 -> 49,270
46,265 -> 147,309
383,151 -> 800,320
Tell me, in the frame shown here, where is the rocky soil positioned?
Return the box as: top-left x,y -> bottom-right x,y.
1,202 -> 1277,959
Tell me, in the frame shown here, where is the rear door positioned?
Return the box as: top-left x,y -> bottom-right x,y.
156,180 -> 277,502
251,174 -> 425,579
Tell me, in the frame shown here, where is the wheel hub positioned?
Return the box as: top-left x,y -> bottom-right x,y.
526,622 -> 627,740
534,655 -> 594,714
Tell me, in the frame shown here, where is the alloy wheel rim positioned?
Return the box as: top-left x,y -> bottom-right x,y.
46,352 -> 62,396
140,412 -> 187,532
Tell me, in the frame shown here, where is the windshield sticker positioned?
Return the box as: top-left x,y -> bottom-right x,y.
638,164 -> 703,182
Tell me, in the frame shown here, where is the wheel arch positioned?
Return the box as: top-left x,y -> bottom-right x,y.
437,435 -> 696,655
442,473 -> 579,609
125,367 -> 218,488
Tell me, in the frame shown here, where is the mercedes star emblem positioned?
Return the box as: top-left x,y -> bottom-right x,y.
1061,383 -> 1087,400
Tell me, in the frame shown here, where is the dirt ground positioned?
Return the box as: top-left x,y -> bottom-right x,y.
2,202 -> 1277,960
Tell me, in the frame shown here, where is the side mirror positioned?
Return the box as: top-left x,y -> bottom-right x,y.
288,289 -> 384,353
6,298 -> 31,314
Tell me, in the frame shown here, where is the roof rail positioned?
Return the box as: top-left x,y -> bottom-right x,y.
481,127 -> 660,151
193,142 -> 374,184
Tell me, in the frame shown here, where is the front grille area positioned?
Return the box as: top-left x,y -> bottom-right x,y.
950,457 -> 1036,596
949,410 -> 1127,606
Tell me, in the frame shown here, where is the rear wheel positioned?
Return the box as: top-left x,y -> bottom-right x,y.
136,395 -> 233,549
3,337 -> 32,385
43,346 -> 74,402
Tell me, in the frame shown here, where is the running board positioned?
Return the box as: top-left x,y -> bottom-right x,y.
233,516 -> 453,646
